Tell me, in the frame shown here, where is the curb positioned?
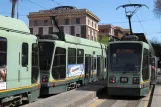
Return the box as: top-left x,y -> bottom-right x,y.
65,87 -> 107,107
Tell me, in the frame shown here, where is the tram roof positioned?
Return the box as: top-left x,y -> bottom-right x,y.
0,15 -> 30,33
65,33 -> 106,48
133,33 -> 155,54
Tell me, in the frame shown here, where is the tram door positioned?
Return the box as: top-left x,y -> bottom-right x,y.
20,43 -> 29,87
85,54 -> 91,83
97,56 -> 103,80
151,57 -> 158,84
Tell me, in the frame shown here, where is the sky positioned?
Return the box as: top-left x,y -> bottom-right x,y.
0,0 -> 160,41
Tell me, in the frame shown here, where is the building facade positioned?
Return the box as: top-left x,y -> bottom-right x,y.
98,24 -> 130,39
98,24 -> 115,36
27,6 -> 100,41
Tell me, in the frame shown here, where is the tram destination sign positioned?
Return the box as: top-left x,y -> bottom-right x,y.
116,49 -> 134,54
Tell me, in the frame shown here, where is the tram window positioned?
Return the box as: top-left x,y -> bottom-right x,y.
38,42 -> 54,70
77,49 -> 84,64
31,43 -> 39,84
142,49 -> 149,81
105,58 -> 107,68
22,43 -> 28,67
85,54 -> 91,78
92,57 -> 96,70
0,37 -> 7,66
52,47 -> 66,79
97,57 -> 101,76
68,48 -> 76,64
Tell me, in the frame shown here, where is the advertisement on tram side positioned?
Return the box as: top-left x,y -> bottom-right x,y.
67,64 -> 84,77
0,68 -> 6,90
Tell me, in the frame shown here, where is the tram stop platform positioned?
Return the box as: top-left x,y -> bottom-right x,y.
21,80 -> 107,107
151,76 -> 161,107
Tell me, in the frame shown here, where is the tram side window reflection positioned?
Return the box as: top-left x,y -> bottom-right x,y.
0,37 -> 7,67
22,43 -> 28,67
0,37 -> 7,83
68,48 -> 76,64
77,49 -> 84,64
142,49 -> 149,81
85,54 -> 91,78
38,42 -> 54,70
105,58 -> 107,68
52,47 -> 66,79
32,43 -> 39,84
92,57 -> 96,70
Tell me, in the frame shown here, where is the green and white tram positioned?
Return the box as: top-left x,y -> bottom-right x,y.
38,33 -> 107,95
107,33 -> 157,96
0,15 -> 40,106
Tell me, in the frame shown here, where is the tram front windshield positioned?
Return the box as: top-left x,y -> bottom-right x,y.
38,42 -> 54,71
109,43 -> 142,72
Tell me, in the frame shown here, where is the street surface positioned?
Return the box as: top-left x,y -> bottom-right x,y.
81,90 -> 151,107
80,75 -> 161,107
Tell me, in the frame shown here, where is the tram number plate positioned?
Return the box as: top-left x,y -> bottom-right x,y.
120,77 -> 128,83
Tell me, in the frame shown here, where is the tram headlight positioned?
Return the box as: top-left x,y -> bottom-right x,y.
133,77 -> 140,84
109,76 -> 116,83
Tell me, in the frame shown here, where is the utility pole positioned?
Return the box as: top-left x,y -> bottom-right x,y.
17,0 -> 19,19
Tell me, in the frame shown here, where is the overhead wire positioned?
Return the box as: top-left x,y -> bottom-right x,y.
27,0 -> 48,9
48,0 -> 61,6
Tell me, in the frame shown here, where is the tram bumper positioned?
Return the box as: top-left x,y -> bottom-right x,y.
107,84 -> 149,96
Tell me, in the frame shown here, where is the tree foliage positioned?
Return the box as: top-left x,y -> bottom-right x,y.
154,0 -> 161,17
150,37 -> 161,67
98,35 -> 109,44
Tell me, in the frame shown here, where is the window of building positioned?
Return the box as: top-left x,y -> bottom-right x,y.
76,18 -> 80,24
44,20 -> 48,26
88,35 -> 90,40
95,23 -> 97,29
92,22 -> 93,27
49,27 -> 53,34
34,21 -> 38,26
142,49 -> 149,81
88,19 -> 90,25
76,34 -> 80,37
31,43 -> 39,84
68,48 -> 76,64
0,37 -> 7,67
22,43 -> 28,67
77,49 -> 84,64
52,47 -> 66,79
39,27 -> 43,35
65,19 -> 69,25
